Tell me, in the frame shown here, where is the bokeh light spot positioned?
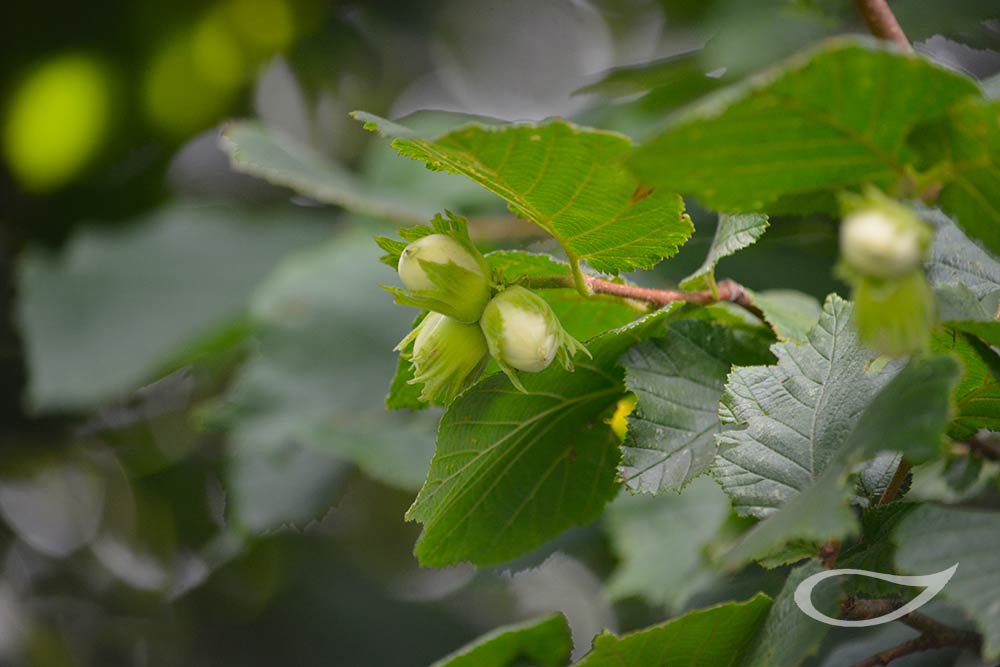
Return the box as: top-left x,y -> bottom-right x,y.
3,54 -> 112,192
227,0 -> 295,53
192,12 -> 246,88
144,34 -> 235,136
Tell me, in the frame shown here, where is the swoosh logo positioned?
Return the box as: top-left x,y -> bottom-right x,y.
793,564 -> 958,627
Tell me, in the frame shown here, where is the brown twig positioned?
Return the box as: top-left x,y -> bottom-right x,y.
818,455 -> 911,568
819,540 -> 841,569
851,632 -> 978,667
843,598 -> 982,666
877,458 -> 912,506
525,275 -> 761,314
853,0 -> 912,51
957,431 -> 1000,461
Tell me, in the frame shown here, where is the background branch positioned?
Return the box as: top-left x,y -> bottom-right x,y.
842,598 -> 982,666
957,431 -> 1000,460
877,458 -> 912,505
853,0 -> 913,51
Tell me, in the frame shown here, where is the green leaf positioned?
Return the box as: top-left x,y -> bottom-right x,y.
925,209 -> 1000,306
924,210 -> 1000,347
220,121 -> 433,224
894,505 -> 1000,659
17,202 -> 330,411
385,312 -> 429,411
719,455 -> 856,569
746,289 -> 822,343
574,595 -> 772,667
714,294 -> 898,519
604,477 -> 730,610
932,329 -> 1000,439
629,38 -> 979,212
908,455 -> 1000,503
837,503 -> 917,596
430,614 -> 572,667
741,561 -> 839,667
857,452 -> 909,504
721,355 -> 959,568
910,99 -> 1000,256
487,250 -> 574,283
406,308 -> 679,567
485,252 -> 644,341
681,214 -> 769,292
353,113 -> 692,278
574,50 -> 717,100
219,230 -> 437,531
852,271 -> 935,357
620,320 -> 774,494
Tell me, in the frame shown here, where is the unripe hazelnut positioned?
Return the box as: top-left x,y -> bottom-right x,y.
397,312 -> 489,405
840,209 -> 925,279
480,286 -> 588,390
396,234 -> 491,323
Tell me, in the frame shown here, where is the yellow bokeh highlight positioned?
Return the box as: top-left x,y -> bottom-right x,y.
145,30 -> 239,136
607,393 -> 637,442
192,12 -> 246,88
226,0 -> 295,53
145,0 -> 298,136
3,54 -> 111,192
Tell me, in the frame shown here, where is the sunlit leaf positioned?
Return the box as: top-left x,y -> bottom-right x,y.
629,38 -> 979,212
354,113 -> 692,277
407,308 -> 678,566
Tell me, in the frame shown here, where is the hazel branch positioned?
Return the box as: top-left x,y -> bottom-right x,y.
819,455 -> 910,568
956,431 -> 1000,461
524,275 -> 761,313
842,597 -> 981,667
853,0 -> 912,51
877,458 -> 912,505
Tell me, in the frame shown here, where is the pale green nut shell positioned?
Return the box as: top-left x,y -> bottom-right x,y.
840,208 -> 927,279
401,312 -> 489,405
480,286 -> 589,388
396,234 -> 491,323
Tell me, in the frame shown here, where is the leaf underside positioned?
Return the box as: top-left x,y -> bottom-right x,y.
713,294 -> 896,519
620,319 -> 774,494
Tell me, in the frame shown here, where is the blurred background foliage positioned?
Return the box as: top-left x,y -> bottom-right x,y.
0,1 -> 997,664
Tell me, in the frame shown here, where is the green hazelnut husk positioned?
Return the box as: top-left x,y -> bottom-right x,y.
395,234 -> 492,323
396,312 -> 489,404
479,286 -> 589,391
